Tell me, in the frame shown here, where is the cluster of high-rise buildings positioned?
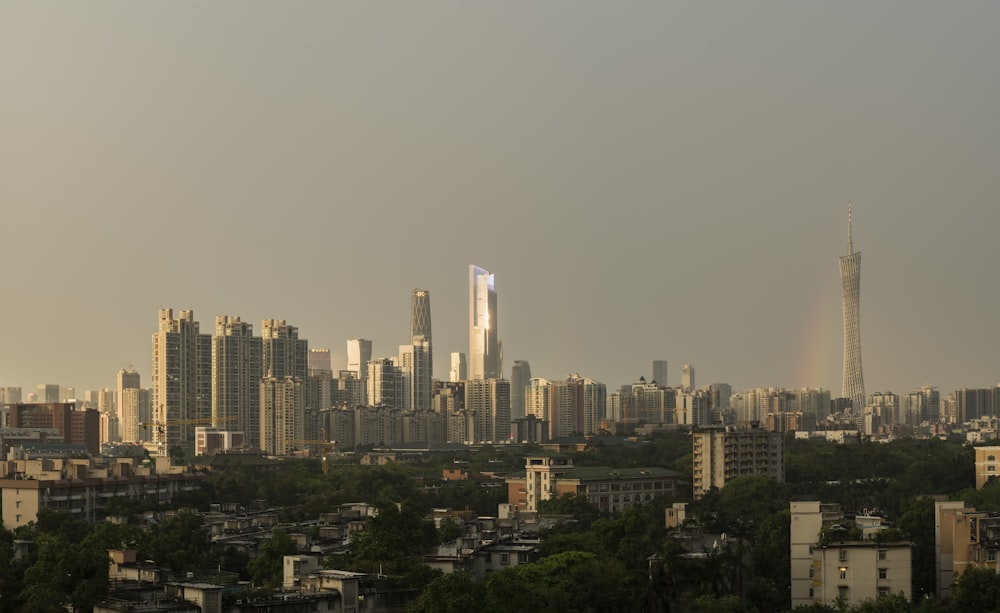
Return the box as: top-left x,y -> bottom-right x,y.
5,223 -> 1000,457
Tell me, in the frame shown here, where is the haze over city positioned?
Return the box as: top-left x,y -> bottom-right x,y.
3,2 -> 998,397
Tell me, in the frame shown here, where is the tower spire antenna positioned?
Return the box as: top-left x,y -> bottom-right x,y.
847,201 -> 854,254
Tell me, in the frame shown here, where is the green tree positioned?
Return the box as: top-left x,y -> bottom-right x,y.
248,528 -> 299,590
436,517 -> 463,544
140,510 -> 213,571
950,566 -> 1000,613
407,572 -> 485,613
348,497 -> 437,579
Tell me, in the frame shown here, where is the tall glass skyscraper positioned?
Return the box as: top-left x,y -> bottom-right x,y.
839,205 -> 865,410
469,265 -> 500,380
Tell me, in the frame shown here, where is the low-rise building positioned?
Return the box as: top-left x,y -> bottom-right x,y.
0,455 -> 205,529
506,455 -> 682,513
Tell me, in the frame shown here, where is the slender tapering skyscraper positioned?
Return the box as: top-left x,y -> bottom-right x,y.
410,289 -> 432,341
409,288 -> 433,395
839,204 -> 866,410
469,265 -> 500,379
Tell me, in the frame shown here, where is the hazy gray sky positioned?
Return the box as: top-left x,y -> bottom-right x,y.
2,2 -> 998,398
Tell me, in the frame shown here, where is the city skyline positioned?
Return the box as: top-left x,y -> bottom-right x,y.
3,3 -> 999,397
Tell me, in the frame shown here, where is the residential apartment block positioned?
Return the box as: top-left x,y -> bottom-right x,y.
692,425 -> 784,499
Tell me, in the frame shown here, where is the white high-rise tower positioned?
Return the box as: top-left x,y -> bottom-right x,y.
469,265 -> 500,380
839,204 -> 866,410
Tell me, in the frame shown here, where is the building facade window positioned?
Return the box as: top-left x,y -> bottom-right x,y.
839,568 -> 848,580
839,550 -> 848,562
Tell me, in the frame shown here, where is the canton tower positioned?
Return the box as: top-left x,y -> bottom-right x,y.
839,204 -> 865,410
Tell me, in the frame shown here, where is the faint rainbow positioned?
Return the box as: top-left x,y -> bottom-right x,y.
797,275 -> 840,391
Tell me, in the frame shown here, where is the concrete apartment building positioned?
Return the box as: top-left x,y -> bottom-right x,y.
0,455 -> 205,529
935,500 -> 1000,597
974,445 -> 1000,489
791,501 -> 911,608
692,425 -> 784,499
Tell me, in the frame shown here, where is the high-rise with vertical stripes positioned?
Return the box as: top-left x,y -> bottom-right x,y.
469,265 -> 500,380
839,204 -> 866,410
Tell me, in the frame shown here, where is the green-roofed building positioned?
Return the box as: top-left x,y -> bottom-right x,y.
507,455 -> 682,513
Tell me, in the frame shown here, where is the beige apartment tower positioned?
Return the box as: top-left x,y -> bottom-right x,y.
692,425 -> 784,499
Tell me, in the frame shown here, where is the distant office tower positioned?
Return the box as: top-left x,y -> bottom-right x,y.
839,204 -> 866,410
367,358 -> 403,409
467,378 -> 511,443
347,339 -> 373,380
681,365 -> 695,392
37,384 -> 60,403
97,388 -> 115,415
410,288 -> 432,341
399,338 -> 432,411
652,360 -> 668,387
212,316 -> 262,449
260,376 -> 304,455
60,387 -> 76,402
469,265 -> 501,379
0,387 -> 22,405
117,366 -> 141,443
261,320 -> 308,379
509,360 -> 532,420
152,309 -> 212,453
449,352 -> 467,383
708,383 -> 733,410
309,349 -> 332,373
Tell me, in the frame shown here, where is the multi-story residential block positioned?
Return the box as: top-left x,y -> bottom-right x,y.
955,387 -> 1000,422
0,456 -> 205,529
260,376 -> 304,455
675,389 -> 711,427
935,500 -> 1000,597
213,316 -> 262,450
466,378 -> 511,443
117,366 -> 141,443
623,377 -> 674,425
151,309 -> 212,454
791,501 -> 911,608
692,425 -> 784,499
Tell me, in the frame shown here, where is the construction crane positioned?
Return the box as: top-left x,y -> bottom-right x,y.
285,438 -> 336,475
